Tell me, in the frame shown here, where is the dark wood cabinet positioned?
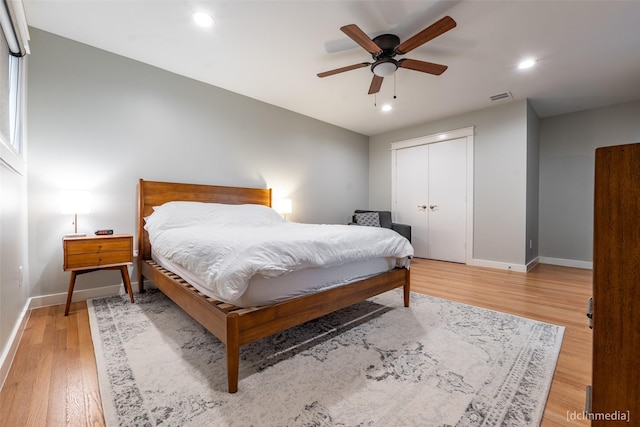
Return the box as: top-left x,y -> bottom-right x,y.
591,142 -> 640,425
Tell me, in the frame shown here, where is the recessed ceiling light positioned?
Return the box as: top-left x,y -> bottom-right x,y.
192,11 -> 214,28
518,59 -> 536,70
381,104 -> 392,112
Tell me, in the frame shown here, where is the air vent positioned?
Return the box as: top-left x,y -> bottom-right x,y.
490,91 -> 513,102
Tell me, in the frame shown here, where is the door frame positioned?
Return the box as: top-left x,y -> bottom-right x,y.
390,126 -> 475,264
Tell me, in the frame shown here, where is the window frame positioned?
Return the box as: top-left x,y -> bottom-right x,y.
0,52 -> 25,175
0,0 -> 28,175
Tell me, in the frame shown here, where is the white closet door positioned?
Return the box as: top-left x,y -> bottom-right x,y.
395,144 -> 430,258
394,138 -> 467,262
427,138 -> 467,263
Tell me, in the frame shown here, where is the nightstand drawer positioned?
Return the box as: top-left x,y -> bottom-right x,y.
63,235 -> 133,271
65,238 -> 131,255
66,250 -> 132,269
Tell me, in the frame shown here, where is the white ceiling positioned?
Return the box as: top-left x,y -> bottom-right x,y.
22,0 -> 640,136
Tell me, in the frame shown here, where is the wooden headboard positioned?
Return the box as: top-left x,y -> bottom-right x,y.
137,179 -> 272,261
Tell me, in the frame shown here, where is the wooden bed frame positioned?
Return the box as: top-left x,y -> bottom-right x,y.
136,179 -> 410,393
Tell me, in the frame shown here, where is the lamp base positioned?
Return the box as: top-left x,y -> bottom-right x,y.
64,232 -> 86,238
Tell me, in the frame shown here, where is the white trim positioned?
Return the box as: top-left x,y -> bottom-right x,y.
28,282 -> 135,309
539,256 -> 593,270
0,299 -> 30,390
526,256 -> 539,271
0,0 -> 30,55
465,136 -> 474,264
0,135 -> 27,176
11,0 -> 31,55
390,126 -> 475,264
0,138 -> 24,175
468,258 -> 528,273
390,126 -> 475,151
0,0 -> 19,54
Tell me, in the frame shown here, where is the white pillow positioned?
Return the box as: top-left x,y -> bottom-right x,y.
144,201 -> 284,234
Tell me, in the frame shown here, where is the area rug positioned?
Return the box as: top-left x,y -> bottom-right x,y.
88,289 -> 564,427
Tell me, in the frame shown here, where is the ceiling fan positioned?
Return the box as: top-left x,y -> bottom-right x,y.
317,16 -> 456,95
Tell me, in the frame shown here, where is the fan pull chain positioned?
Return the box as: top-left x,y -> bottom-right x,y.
394,72 -> 397,99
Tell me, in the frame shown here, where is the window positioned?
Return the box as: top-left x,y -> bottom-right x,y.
0,0 -> 27,175
9,54 -> 21,153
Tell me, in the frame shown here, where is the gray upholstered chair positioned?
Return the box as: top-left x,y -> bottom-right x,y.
350,210 -> 412,242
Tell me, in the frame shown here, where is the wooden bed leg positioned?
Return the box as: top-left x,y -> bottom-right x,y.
404,268 -> 411,307
226,313 -> 240,393
137,269 -> 145,293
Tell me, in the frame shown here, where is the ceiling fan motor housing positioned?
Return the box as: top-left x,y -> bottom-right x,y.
371,34 -> 400,76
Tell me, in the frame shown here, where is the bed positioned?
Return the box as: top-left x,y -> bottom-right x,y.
136,179 -> 412,393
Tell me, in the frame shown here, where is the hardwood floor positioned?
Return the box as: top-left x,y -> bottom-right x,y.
0,259 -> 592,426
0,302 -> 105,427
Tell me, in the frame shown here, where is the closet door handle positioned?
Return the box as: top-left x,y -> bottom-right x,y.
429,205 -> 438,210
417,205 -> 427,210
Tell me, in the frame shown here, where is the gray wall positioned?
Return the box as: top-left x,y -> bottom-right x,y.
0,161 -> 29,378
26,28 -> 369,298
538,100 -> 640,264
371,98 -> 640,269
370,99 -> 531,267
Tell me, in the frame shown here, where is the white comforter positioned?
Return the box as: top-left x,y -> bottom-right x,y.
145,202 -> 413,303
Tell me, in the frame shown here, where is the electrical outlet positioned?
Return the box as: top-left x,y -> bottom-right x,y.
18,265 -> 23,287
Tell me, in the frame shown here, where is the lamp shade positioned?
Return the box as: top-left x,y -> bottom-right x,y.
60,190 -> 91,214
273,198 -> 292,215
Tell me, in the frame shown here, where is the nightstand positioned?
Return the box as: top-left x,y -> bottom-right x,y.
63,234 -> 134,316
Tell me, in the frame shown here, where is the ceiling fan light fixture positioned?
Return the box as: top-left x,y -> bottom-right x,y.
372,60 -> 398,77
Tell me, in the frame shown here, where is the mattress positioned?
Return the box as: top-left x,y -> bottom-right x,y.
145,202 -> 413,304
152,250 -> 398,307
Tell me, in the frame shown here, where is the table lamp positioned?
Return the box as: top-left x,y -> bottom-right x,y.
273,198 -> 292,220
60,190 -> 91,237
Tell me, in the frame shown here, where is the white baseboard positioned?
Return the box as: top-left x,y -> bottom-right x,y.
538,257 -> 593,270
1,281 -> 141,390
28,284 -> 127,310
469,256 -> 591,272
0,299 -> 31,390
468,258 -> 528,273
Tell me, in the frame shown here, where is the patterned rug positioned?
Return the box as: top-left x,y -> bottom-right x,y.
88,289 -> 564,426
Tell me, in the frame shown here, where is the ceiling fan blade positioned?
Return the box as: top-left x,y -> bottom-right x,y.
395,16 -> 456,55
341,24 -> 383,55
317,62 -> 370,78
368,75 -> 383,94
398,58 -> 448,75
